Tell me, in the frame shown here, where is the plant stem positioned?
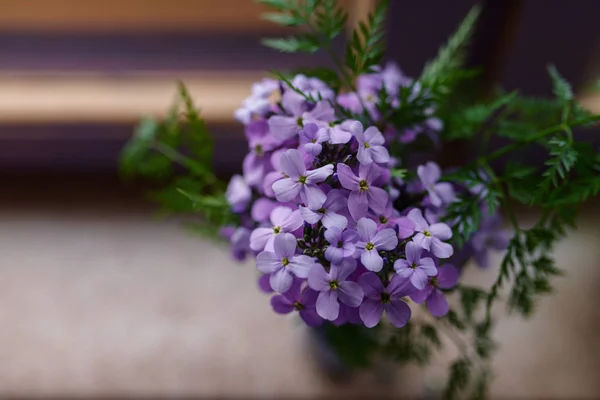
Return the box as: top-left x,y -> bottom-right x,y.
151,142 -> 218,186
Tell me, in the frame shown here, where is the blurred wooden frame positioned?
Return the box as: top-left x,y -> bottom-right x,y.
0,0 -> 375,33
0,0 -> 377,125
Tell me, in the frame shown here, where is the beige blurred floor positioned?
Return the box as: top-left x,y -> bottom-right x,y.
0,189 -> 599,398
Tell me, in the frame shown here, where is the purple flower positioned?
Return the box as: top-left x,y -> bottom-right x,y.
269,96 -> 334,142
272,149 -> 333,209
417,162 -> 455,207
299,123 -> 330,157
410,264 -> 459,317
258,273 -> 274,293
372,201 -> 415,239
299,189 -> 348,230
220,226 -> 251,261
243,134 -> 277,186
234,78 -> 280,124
332,304 -> 363,326
283,75 -> 335,113
256,233 -> 315,293
354,124 -> 390,165
225,175 -> 251,213
271,280 -> 323,327
307,259 -> 364,321
251,198 -> 278,223
324,227 -> 357,263
337,163 -> 388,221
358,272 -> 414,328
329,120 -> 361,145
407,208 -> 454,259
250,206 -> 303,252
355,218 -> 398,272
393,241 -> 437,290
470,214 -> 510,268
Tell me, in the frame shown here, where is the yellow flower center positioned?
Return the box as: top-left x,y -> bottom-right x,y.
329,281 -> 339,290
359,179 -> 369,192
424,231 -> 431,237
282,257 -> 290,266
380,292 -> 391,303
364,142 -> 370,149
293,301 -> 304,311
273,226 -> 281,234
365,242 -> 375,251
298,175 -> 307,184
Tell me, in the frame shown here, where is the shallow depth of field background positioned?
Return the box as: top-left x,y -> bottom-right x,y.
0,0 -> 599,398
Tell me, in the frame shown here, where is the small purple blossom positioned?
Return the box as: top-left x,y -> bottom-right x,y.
299,189 -> 348,230
407,208 -> 454,259
307,259 -> 364,321
354,124 -> 390,165
271,280 -> 323,327
470,214 -> 511,268
299,122 -> 330,156
242,134 -> 278,186
256,233 -> 315,293
358,272 -> 415,328
417,162 -> 455,207
234,78 -> 280,124
410,264 -> 459,317
249,206 -> 303,252
355,217 -> 398,272
372,201 -> 415,239
337,163 -> 388,221
225,174 -> 251,213
324,227 -> 357,263
329,119 -> 361,145
393,241 -> 437,290
272,149 -> 333,209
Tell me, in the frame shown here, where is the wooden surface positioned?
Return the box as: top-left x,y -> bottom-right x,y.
0,72 -> 262,125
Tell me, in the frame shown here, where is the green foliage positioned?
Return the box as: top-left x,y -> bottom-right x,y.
259,0 -> 347,53
119,83 -> 233,240
344,0 -> 388,75
322,323 -> 379,368
444,358 -> 471,400
384,322 -> 434,365
420,5 -> 481,96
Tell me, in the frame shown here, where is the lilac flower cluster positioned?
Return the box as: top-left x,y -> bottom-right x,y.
222,65 -> 507,329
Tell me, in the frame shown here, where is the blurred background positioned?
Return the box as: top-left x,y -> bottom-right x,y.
0,0 -> 599,397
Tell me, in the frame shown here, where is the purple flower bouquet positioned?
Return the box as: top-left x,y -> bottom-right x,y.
121,1 -> 600,397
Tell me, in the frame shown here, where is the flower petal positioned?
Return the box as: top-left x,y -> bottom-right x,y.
410,286 -> 433,304
426,289 -> 449,317
385,300 -> 412,328
251,198 -> 277,223
407,208 -> 429,231
412,232 -> 432,251
357,146 -> 373,165
316,290 -> 340,321
270,295 -> 295,314
348,191 -> 368,221
359,163 -> 381,183
249,227 -> 273,252
387,273 -> 416,298
356,217 -> 377,242
417,162 -> 440,185
306,164 -> 334,184
307,264 -> 331,291
329,125 -> 353,144
367,186 -> 389,214
270,206 -> 292,227
372,228 -> 398,251
437,264 -> 460,289
299,206 -> 322,224
435,182 -> 456,204
281,209 -> 304,232
393,259 -> 411,275
359,299 -> 384,328
338,281 -> 364,307
270,268 -> 294,293
394,216 -> 415,239
370,145 -> 390,164
430,238 -> 454,259
404,241 -> 422,264
304,142 -> 323,156
299,309 -> 324,327
358,272 -> 384,300
272,178 -> 301,202
268,115 -> 300,141
300,184 -> 327,210
429,223 -> 452,240
279,149 -> 306,178
336,163 -> 360,190
257,273 -> 274,293
364,126 -> 385,146
419,257 -> 438,276
324,189 -> 347,210
273,232 -> 297,258
324,227 -> 342,245
324,247 -> 344,264
321,211 -> 348,230
287,255 -> 315,279
361,249 -> 383,272
330,258 -> 357,281
410,268 -> 429,290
